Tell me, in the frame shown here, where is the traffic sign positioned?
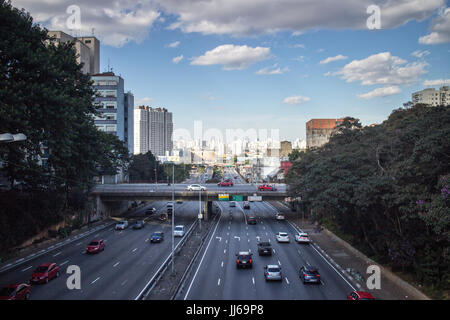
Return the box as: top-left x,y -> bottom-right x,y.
232,195 -> 243,201
218,194 -> 229,201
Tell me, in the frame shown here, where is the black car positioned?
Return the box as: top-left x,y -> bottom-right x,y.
247,216 -> 257,225
243,202 -> 250,209
300,266 -> 321,284
151,232 -> 164,243
145,207 -> 156,215
257,242 -> 272,256
133,220 -> 144,229
236,252 -> 253,269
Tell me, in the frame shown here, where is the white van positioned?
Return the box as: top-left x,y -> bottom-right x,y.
174,225 -> 185,237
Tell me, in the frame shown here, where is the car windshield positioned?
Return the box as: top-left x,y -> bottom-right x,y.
175,227 -> 183,231
238,255 -> 249,259
34,266 -> 48,273
279,233 -> 287,236
136,221 -> 142,224
259,242 -> 270,246
307,269 -> 319,274
89,241 -> 98,246
0,287 -> 15,296
267,268 -> 280,272
153,232 -> 162,236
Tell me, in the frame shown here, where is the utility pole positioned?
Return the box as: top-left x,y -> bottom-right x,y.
198,190 -> 202,232
171,163 -> 175,273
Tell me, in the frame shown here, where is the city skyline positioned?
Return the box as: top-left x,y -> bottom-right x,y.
11,0 -> 450,141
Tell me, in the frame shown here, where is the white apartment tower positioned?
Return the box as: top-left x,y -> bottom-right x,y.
133,106 -> 173,156
412,86 -> 449,107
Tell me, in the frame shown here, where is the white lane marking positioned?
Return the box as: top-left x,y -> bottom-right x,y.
278,260 -> 282,266
145,238 -> 149,242
224,249 -> 227,254
113,262 -> 120,267
285,277 -> 290,285
248,239 -> 250,242
234,236 -> 240,241
225,239 -> 228,244
60,260 -> 69,266
121,279 -> 128,286
268,238 -> 271,243
218,278 -> 221,286
53,252 -> 61,257
91,277 -> 100,284
252,277 -> 255,285
227,232 -> 229,236
273,248 -> 276,253
221,261 -> 224,268
132,248 -> 138,252
76,242 -> 82,246
21,266 -> 32,272
228,226 -> 230,230
216,236 -> 222,241
184,205 -> 222,300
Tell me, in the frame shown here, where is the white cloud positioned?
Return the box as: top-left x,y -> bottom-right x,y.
357,86 -> 401,99
317,48 -> 325,53
166,41 -> 180,48
157,0 -> 443,36
283,95 -> 310,105
135,97 -> 154,106
319,54 -> 348,64
293,56 -> 305,62
411,50 -> 430,58
334,52 -> 428,86
423,79 -> 450,86
190,44 -> 271,70
419,8 -> 450,44
172,55 -> 184,64
293,44 -> 305,48
255,64 -> 289,75
12,0 -> 161,47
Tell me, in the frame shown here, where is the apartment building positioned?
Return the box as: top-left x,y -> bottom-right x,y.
133,106 -> 173,156
412,86 -> 449,107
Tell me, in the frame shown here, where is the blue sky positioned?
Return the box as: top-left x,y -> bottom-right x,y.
13,0 -> 450,140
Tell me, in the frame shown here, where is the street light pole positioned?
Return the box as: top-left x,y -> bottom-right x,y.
198,189 -> 202,232
171,163 -> 175,273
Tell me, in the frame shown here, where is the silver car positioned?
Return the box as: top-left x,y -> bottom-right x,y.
264,265 -> 282,281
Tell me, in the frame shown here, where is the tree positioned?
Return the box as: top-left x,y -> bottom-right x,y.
128,151 -> 164,183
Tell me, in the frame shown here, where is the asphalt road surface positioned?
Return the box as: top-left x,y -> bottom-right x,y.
183,201 -> 355,300
0,201 -> 200,300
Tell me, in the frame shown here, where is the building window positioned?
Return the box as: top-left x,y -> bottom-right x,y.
85,40 -> 91,44
106,125 -> 117,132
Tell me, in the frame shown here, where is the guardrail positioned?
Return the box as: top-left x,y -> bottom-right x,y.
134,218 -> 199,300
171,203 -> 222,300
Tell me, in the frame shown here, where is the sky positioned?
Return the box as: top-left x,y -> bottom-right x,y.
11,0 -> 450,141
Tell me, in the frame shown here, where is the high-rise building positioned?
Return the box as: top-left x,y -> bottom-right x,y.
412,86 -> 449,106
92,72 -> 134,154
306,118 -> 346,149
133,106 -> 173,156
47,31 -> 100,74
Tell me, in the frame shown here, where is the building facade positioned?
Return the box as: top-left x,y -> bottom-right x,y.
92,72 -> 134,154
412,86 -> 449,106
133,106 -> 173,156
47,31 -> 100,74
306,118 -> 346,149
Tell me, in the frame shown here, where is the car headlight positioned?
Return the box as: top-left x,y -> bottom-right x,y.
40,275 -> 46,279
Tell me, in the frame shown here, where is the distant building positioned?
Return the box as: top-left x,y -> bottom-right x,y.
306,118 -> 348,148
412,86 -> 449,107
133,106 -> 173,156
280,141 -> 292,158
92,72 -> 133,154
47,31 -> 100,74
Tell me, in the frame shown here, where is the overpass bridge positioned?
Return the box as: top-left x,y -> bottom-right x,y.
90,183 -> 288,218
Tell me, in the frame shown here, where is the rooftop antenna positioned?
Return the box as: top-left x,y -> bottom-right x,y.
91,28 -> 95,36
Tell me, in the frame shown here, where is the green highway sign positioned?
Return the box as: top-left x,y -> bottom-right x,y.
232,195 -> 243,201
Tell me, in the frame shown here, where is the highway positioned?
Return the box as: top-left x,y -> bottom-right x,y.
183,201 -> 355,300
0,201 -> 200,300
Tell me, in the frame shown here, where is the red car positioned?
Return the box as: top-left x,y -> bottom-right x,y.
347,291 -> 376,300
86,239 -> 105,254
218,180 -> 233,187
258,184 -> 277,191
0,283 -> 31,300
30,263 -> 59,284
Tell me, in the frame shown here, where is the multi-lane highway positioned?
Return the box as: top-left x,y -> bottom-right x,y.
183,201 -> 355,300
0,201 -> 200,300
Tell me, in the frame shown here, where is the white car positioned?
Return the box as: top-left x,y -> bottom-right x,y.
229,201 -> 236,207
174,225 -> 185,237
115,220 -> 128,230
275,213 -> 285,220
295,232 -> 310,244
187,184 -> 207,191
276,232 -> 290,243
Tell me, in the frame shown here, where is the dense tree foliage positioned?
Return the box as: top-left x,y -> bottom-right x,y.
286,105 -> 449,291
0,1 -> 129,255
128,151 -> 165,183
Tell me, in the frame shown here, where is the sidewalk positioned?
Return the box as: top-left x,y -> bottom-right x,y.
270,201 -> 430,300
